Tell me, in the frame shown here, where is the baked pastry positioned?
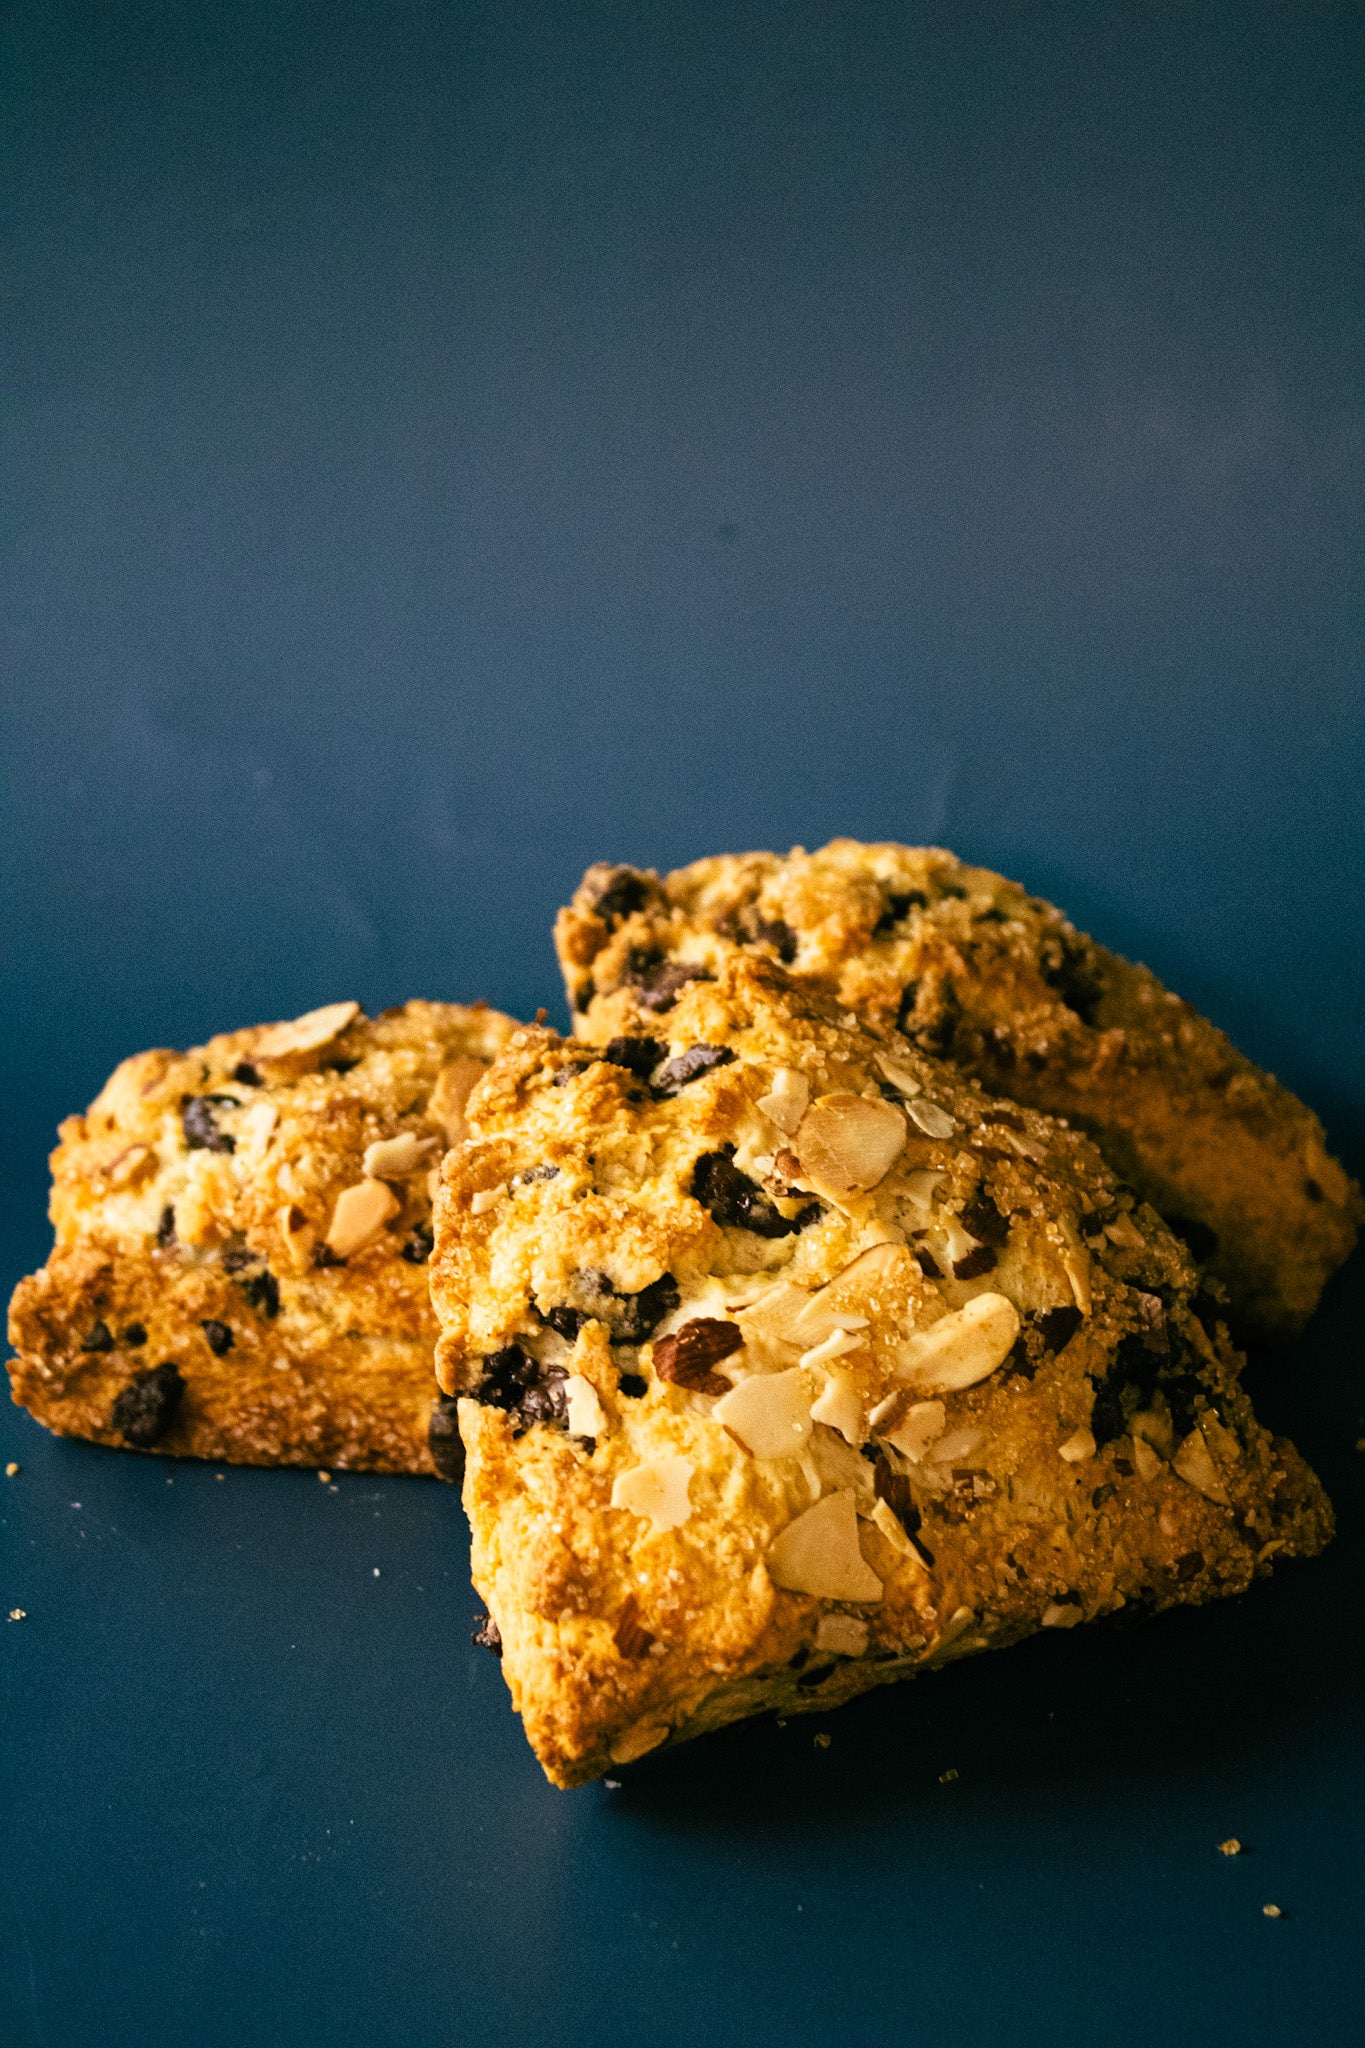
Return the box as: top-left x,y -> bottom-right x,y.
8,999 -> 515,1473
430,957 -> 1332,1787
555,844 -> 1361,1340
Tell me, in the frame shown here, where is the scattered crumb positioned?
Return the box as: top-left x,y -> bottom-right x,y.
8,1609 -> 26,1622
318,1471 -> 332,1483
372,1568 -> 381,1577
603,1779 -> 621,1790
938,1768 -> 960,1784
5,1463 -> 19,1478
1356,1437 -> 1365,1454
813,1732 -> 832,1750
776,1717 -> 788,1728
1262,1904 -> 1283,1919
1218,1838 -> 1243,1857
215,1473 -> 225,1481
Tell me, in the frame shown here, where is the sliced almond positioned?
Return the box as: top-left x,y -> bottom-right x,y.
1172,1425 -> 1231,1505
1041,1601 -> 1083,1629
900,1169 -> 944,1216
255,1000 -> 360,1062
1062,1248 -> 1093,1315
793,1093 -> 906,1197
756,1067 -> 810,1136
905,1098 -> 956,1140
873,1051 -> 922,1099
808,1424 -> 875,1500
103,1143 -> 155,1189
610,1455 -> 695,1533
1104,1213 -> 1146,1250
735,1282 -> 812,1359
278,1201 -> 316,1273
929,1424 -> 984,1466
894,1292 -> 1020,1394
809,1368 -> 864,1446
362,1132 -> 438,1180
798,1327 -> 865,1371
868,1394 -> 946,1462
428,1055 -> 487,1147
564,1373 -> 607,1438
814,1613 -> 869,1657
767,1490 -> 883,1602
470,1183 -> 507,1216
1059,1426 -> 1096,1463
790,1241 -> 912,1346
1130,1436 -> 1163,1482
713,1368 -> 814,1459
1131,1408 -> 1174,1455
870,1495 -> 924,1562
238,1100 -> 279,1150
325,1178 -> 400,1257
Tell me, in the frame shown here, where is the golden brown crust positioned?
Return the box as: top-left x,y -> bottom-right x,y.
7,999 -> 516,1472
431,959 -> 1333,1787
555,844 -> 1361,1340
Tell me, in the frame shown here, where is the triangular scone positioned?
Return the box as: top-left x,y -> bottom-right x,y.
430,959 -> 1332,1788
555,845 -> 1361,1341
8,1000 -> 515,1473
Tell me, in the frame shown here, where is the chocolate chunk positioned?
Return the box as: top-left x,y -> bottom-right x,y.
200,1320 -> 233,1356
1034,1305 -> 1083,1354
897,980 -> 961,1057
872,1456 -> 919,1532
232,1062 -> 262,1086
613,1596 -> 654,1660
652,1043 -> 735,1095
240,1270 -> 280,1318
1162,1214 -> 1219,1263
788,1646 -> 810,1671
633,961 -> 707,1013
156,1205 -> 177,1248
961,1193 -> 1010,1247
1091,1483 -> 1117,1508
81,1321 -> 115,1352
652,1318 -> 742,1394
428,1396 -> 465,1482
617,1372 -> 647,1398
219,1245 -> 256,1274
110,1362 -> 185,1448
400,1222 -> 435,1265
912,1248 -> 943,1279
551,1062 -> 593,1087
122,1323 -> 147,1347
601,1036 -> 666,1082
539,1304 -> 588,1341
573,979 -> 595,1014
692,1148 -> 805,1238
873,890 -> 927,934
613,1273 -> 682,1342
592,867 -> 655,927
311,1242 -> 345,1268
470,1345 -> 568,1435
512,1163 -> 560,1185
181,1096 -> 235,1154
754,916 -> 798,964
1174,1551 -> 1205,1582
1039,932 -> 1105,1026
471,1611 -> 503,1655
952,1245 -> 997,1279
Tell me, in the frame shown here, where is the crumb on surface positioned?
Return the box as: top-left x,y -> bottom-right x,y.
5,1462 -> 18,1477
8,1608 -> 26,1621
1218,1837 -> 1243,1856
318,1470 -> 331,1483
939,1767 -> 960,1783
813,1732 -> 832,1750
1262,1903 -> 1283,1919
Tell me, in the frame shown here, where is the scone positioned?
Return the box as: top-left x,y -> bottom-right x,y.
430,957 -> 1332,1788
8,999 -> 515,1473
555,844 -> 1361,1340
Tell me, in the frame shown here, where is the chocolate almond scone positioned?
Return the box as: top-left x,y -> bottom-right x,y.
430,957 -> 1332,1788
555,843 -> 1361,1339
8,999 -> 515,1473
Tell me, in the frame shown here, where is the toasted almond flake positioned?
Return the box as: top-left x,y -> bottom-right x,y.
798,1327 -> 865,1371
793,1093 -> 906,1196
429,1054 -> 487,1147
713,1368 -> 814,1459
870,1393 -> 946,1462
870,1495 -> 922,1560
929,1425 -> 984,1466
610,1456 -> 694,1533
756,1067 -> 810,1136
808,1425 -> 874,1501
873,1051 -> 922,1099
905,1098 -> 956,1139
735,1281 -> 812,1357
767,1491 -> 883,1602
1132,1408 -> 1174,1456
609,1721 -> 671,1764
564,1373 -> 607,1438
789,1241 -> 914,1347
470,1183 -> 508,1216
1002,1129 -> 1048,1164
1059,1427 -> 1097,1463
238,1101 -> 279,1152
815,1613 -> 869,1657
363,1132 -> 438,1180
901,1169 -> 944,1215
1172,1426 -> 1231,1505
278,1202 -> 316,1272
1130,1436 -> 1163,1481
1200,1412 -> 1242,1469
1062,1248 -> 1092,1314
1104,1213 -> 1146,1249
1040,1601 -> 1083,1629
809,1368 -> 864,1446
255,1000 -> 360,1061
325,1178 -> 400,1257
103,1143 -> 155,1188
895,1292 -> 1020,1395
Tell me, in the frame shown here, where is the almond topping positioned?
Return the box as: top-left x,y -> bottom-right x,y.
713,1368 -> 814,1459
325,1178 -> 400,1256
792,1093 -> 906,1197
1130,1436 -> 1163,1481
564,1374 -> 607,1438
809,1368 -> 864,1446
904,1097 -> 956,1139
735,1282 -> 812,1358
798,1327 -> 865,1371
767,1490 -> 884,1602
756,1067 -> 810,1136
1172,1425 -> 1231,1505
790,1241 -> 913,1347
894,1293 -> 1020,1394
610,1456 -> 695,1533
1104,1213 -> 1146,1249
873,1050 -> 922,1098
1041,1601 -> 1083,1629
868,1393 -> 946,1462
869,1495 -> 922,1561
428,1054 -> 487,1147
1059,1427 -> 1096,1463
362,1132 -> 438,1180
814,1613 -> 869,1657
1062,1248 -> 1093,1315
255,1000 -> 360,1062
470,1183 -> 507,1215
278,1202 -> 316,1273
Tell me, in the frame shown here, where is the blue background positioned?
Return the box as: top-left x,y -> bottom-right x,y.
2,4 -> 1362,2043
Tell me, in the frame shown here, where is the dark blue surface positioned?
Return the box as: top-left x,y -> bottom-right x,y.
3,4 -> 1362,2043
